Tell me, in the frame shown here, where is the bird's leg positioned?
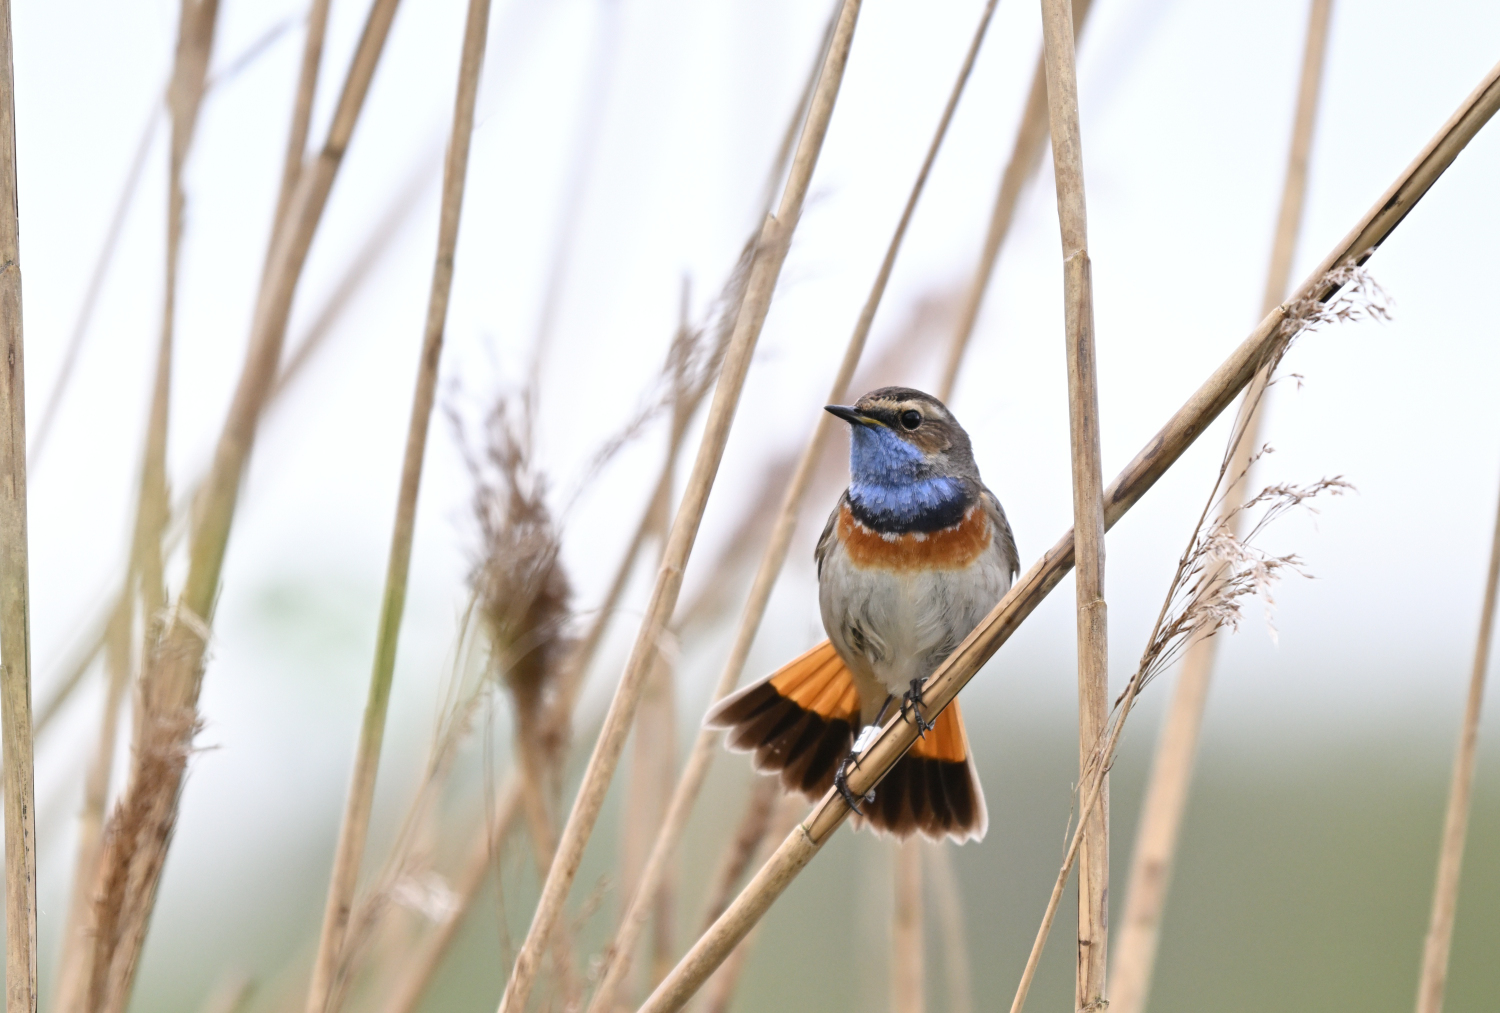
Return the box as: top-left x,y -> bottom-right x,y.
900,677 -> 936,737
834,695 -> 893,814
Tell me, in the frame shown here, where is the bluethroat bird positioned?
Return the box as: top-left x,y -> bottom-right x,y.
707,387 -> 1018,842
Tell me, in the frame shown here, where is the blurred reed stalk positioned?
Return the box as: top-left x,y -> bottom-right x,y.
923,843 -> 972,1013
1108,2 -> 1334,1009
891,840 -> 925,1013
269,0 -> 331,265
85,2 -> 405,1007
54,2 -> 222,1007
937,0 -> 1094,403
495,2 -> 866,1009
1414,471 -> 1500,1012
0,2 -> 36,1008
1036,0 -> 1110,1005
585,1 -> 1000,1003
378,779 -> 524,1013
303,0 -> 493,1007
638,64 -> 1500,1010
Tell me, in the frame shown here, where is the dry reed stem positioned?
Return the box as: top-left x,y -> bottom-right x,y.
87,3 -> 405,1007
304,2 -> 493,1009
0,3 -> 37,1009
495,3 -> 865,1009
922,843 -> 972,1013
270,0 -> 332,256
697,777 -> 779,936
1036,0 -> 1109,1004
892,840 -> 925,1013
1107,3 -> 1334,1008
1414,469 -> 1500,1011
937,0 -> 1094,403
56,5 -> 221,1002
584,2 -> 999,1002
636,61 -> 1500,1012
378,778 -> 524,1013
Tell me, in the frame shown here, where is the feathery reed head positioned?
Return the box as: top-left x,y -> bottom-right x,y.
462,390 -> 573,741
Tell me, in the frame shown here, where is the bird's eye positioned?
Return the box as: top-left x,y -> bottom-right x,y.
899,410 -> 922,431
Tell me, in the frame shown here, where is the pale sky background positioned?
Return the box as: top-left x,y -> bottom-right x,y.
9,0 -> 1500,999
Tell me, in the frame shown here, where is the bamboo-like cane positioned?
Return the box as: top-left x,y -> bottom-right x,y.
937,0 -> 1095,404
54,4 -> 222,1007
0,5 -> 36,1009
892,839 -> 925,1013
635,58 -> 1500,1013
304,2 -> 493,1010
86,4 -> 406,1009
923,842 -> 972,1013
493,5 -> 866,1011
1107,3 -> 1335,1010
1036,0 -> 1110,1006
584,5 -> 999,1006
1414,473 -> 1500,1012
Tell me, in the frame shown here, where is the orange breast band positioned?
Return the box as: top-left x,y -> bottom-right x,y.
837,502 -> 991,572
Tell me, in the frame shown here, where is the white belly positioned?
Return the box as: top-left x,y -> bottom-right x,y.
819,539 -> 1012,709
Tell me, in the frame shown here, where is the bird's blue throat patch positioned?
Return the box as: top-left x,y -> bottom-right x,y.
846,424 -> 970,533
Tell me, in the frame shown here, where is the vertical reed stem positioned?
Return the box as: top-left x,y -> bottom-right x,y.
304,1 -> 492,1009
1414,470 -> 1500,1012
1107,5 -> 1333,1010
271,0 -> 332,251
0,6 -> 35,1008
496,4 -> 864,1009
937,0 -> 1095,403
891,840 -> 925,1013
1037,0 -> 1109,1006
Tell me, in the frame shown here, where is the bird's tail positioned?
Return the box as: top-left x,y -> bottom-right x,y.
705,639 -> 988,843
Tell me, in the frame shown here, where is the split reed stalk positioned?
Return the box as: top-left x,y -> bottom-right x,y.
495,4 -> 865,1009
378,779 -> 524,1013
584,3 -> 998,1004
304,2 -> 493,1009
937,0 -> 1095,403
1414,470 -> 1500,1012
892,840 -> 925,1013
636,59 -> 1500,1012
1107,3 -> 1334,1009
86,3 -> 405,1007
923,843 -> 972,1013
55,3 -> 222,1005
1037,0 -> 1109,1005
0,4 -> 36,1008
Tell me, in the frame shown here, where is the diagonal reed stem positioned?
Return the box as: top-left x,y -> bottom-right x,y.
584,5 -> 1000,1007
304,1 -> 493,1009
495,4 -> 866,1010
1036,0 -> 1109,1005
86,3 -> 406,1008
635,57 -> 1500,1013
1107,3 -> 1335,1009
937,0 -> 1095,404
0,3 -> 36,1009
1414,468 -> 1500,1012
270,0 -> 332,260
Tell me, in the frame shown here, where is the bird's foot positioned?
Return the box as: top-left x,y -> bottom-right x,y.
835,726 -> 880,814
900,677 -> 936,737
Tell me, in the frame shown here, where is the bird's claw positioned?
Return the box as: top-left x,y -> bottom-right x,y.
900,678 -> 936,737
834,751 -> 876,815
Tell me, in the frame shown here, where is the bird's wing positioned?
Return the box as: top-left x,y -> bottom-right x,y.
813,493 -> 846,579
979,484 -> 1020,580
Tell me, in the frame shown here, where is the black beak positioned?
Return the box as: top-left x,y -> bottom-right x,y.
825,404 -> 876,427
